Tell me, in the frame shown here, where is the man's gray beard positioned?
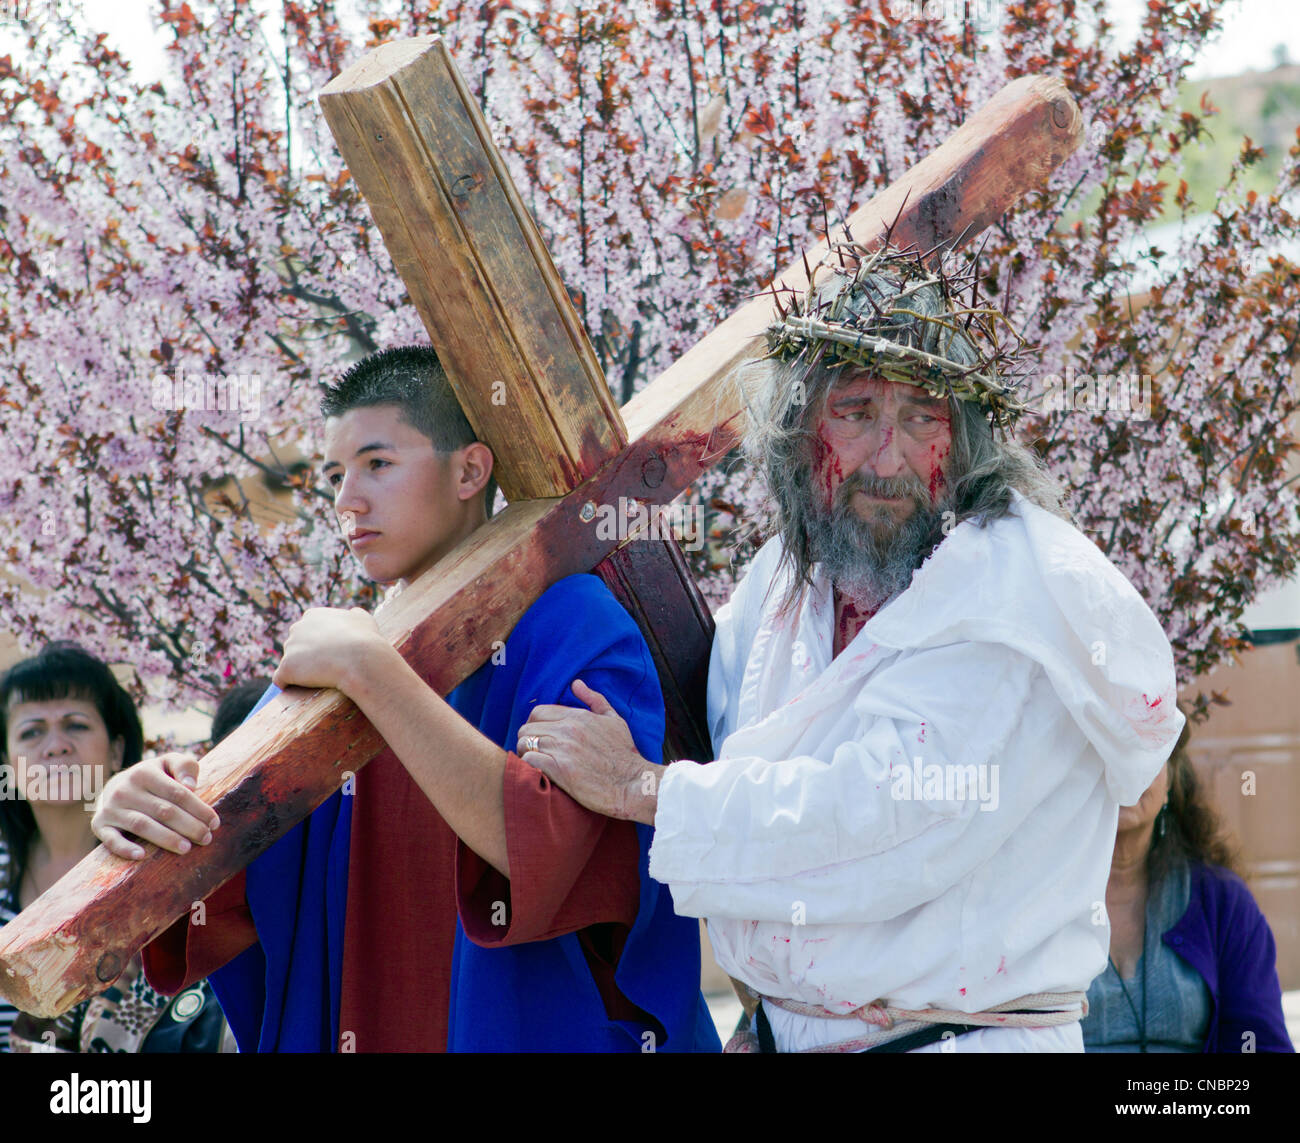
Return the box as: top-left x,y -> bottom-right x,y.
802,469 -> 950,611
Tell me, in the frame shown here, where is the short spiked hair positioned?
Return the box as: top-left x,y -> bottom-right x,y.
319,346 -> 497,514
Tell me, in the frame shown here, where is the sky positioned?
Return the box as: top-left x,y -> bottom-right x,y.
1108,0 -> 1298,79
60,0 -> 1300,87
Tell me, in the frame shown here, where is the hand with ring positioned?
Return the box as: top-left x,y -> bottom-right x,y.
516,680 -> 664,824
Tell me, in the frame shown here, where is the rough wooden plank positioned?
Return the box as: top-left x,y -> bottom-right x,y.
595,537 -> 715,764
320,36 -> 625,500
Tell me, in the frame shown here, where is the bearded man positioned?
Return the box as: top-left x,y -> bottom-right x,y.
519,244 -> 1186,1053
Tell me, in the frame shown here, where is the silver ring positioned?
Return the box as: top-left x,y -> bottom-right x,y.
522,735 -> 540,753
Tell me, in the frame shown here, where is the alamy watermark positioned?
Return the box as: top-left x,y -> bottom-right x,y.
0,756 -> 106,811
49,1074 -> 151,1123
587,496 -> 705,552
151,364 -> 261,421
882,0 -> 1002,25
2,1 -> 57,20
891,756 -> 1000,812
1040,367 -> 1152,420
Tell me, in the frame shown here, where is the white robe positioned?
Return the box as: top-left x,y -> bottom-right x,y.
648,489 -> 1185,1051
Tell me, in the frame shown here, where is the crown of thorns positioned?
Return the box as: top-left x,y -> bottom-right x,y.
763,239 -> 1032,432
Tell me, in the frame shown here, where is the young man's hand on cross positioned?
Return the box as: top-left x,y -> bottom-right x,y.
92,752 -> 217,861
271,606 -> 386,693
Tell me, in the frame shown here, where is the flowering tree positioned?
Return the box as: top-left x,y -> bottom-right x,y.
0,0 -> 1295,720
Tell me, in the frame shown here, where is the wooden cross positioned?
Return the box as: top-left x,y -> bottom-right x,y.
0,36 -> 1081,1018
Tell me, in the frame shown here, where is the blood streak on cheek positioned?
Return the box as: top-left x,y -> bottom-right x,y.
813,422 -> 843,508
927,443 -> 950,502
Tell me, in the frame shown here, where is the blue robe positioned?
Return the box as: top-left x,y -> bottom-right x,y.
208,574 -> 719,1052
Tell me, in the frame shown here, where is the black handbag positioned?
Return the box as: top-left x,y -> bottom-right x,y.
141,981 -> 227,1053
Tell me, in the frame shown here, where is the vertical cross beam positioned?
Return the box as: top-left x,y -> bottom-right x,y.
319,37 -> 715,759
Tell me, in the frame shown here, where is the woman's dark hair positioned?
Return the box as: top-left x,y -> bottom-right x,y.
1148,702 -> 1244,885
0,642 -> 145,907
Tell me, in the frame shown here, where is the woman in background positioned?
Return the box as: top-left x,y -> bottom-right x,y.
0,642 -> 226,1052
1083,705 -> 1292,1053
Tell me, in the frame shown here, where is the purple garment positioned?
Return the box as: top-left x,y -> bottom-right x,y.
1163,862 -> 1293,1053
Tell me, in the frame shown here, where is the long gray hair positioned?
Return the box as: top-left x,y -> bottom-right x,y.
739,273 -> 1073,614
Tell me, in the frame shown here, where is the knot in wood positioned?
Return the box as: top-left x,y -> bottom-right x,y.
96,951 -> 123,983
450,174 -> 477,200
641,454 -> 667,489
1051,99 -> 1070,129
579,501 -> 597,523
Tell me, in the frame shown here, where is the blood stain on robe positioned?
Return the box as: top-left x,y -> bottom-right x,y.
834,595 -> 876,655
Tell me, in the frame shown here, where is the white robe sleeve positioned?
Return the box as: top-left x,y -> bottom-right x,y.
650,639 -> 1080,923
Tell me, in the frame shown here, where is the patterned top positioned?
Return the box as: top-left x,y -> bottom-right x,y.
0,835 -> 16,1052
0,832 -> 173,1053
1083,859 -> 1213,1052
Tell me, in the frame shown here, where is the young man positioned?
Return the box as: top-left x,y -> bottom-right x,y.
92,346 -> 719,1053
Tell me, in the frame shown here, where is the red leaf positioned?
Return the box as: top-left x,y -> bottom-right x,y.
743,103 -> 776,135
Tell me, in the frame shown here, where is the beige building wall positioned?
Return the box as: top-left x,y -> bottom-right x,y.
1180,640 -> 1300,990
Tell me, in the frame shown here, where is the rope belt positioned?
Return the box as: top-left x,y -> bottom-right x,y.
729,980 -> 1087,1053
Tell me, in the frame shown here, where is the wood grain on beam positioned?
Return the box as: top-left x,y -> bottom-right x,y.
596,537 -> 715,764
320,37 -> 624,500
